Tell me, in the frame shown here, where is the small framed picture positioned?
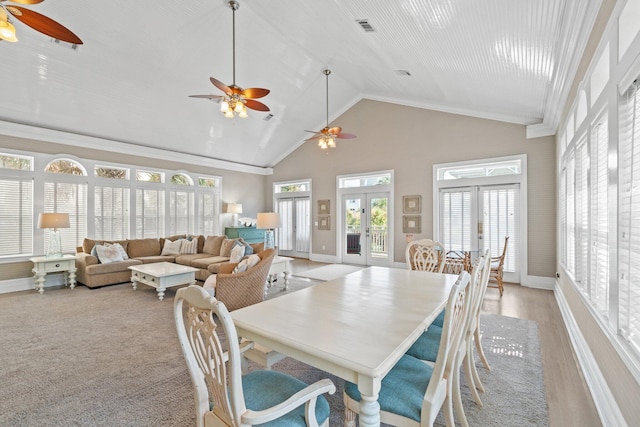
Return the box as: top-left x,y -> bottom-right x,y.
403,215 -> 422,234
318,216 -> 331,231
318,199 -> 330,215
403,195 -> 421,214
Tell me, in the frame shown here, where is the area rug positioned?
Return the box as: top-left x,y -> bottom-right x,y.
0,284 -> 548,426
294,263 -> 365,281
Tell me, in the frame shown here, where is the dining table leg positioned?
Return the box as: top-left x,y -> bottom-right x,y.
358,394 -> 381,426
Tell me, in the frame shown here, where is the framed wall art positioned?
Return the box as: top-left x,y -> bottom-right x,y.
318,199 -> 330,215
318,216 -> 331,231
403,215 -> 422,234
403,195 -> 421,214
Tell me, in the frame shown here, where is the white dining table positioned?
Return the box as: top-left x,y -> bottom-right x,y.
231,266 -> 459,427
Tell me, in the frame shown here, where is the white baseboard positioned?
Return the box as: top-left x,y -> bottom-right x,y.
554,282 -> 627,427
523,275 -> 555,290
309,253 -> 339,264
0,275 -> 66,294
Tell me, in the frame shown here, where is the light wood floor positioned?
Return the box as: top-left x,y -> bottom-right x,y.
290,259 -> 602,427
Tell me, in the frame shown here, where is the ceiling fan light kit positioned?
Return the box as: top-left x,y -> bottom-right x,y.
305,68 -> 357,150
0,18 -> 17,42
190,0 -> 270,119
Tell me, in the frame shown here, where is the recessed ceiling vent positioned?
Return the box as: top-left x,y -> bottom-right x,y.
263,113 -> 274,122
395,70 -> 411,76
356,19 -> 376,32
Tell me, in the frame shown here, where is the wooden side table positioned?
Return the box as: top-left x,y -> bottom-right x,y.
29,254 -> 77,294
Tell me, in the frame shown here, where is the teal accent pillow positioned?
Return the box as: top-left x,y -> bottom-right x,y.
242,240 -> 254,256
344,354 -> 433,422
241,370 -> 331,426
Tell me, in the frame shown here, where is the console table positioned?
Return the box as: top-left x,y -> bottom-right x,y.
225,226 -> 266,244
29,254 -> 77,294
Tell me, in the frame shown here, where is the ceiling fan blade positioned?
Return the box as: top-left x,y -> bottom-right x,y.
244,99 -> 270,112
242,87 -> 270,99
304,129 -> 321,134
189,94 -> 223,99
336,132 -> 357,139
209,77 -> 231,95
7,6 -> 82,44
3,0 -> 44,4
327,127 -> 343,135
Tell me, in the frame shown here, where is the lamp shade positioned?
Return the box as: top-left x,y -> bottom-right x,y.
256,212 -> 281,229
227,203 -> 243,214
38,213 -> 70,229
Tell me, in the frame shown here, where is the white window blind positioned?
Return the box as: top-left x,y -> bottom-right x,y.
0,177 -> 33,257
136,188 -> 164,238
560,168 -> 567,266
440,189 -> 471,251
277,198 -> 294,251
575,140 -> 590,290
481,186 -> 517,272
566,158 -> 576,276
619,80 -> 640,353
197,192 -> 219,236
590,119 -> 609,315
44,181 -> 88,253
295,198 -> 311,253
95,186 -> 130,240
169,189 -> 194,235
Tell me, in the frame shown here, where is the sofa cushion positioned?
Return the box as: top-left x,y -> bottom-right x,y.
134,255 -> 177,264
190,256 -> 230,270
203,235 -> 226,256
250,242 -> 264,254
85,258 -> 142,275
127,238 -> 161,258
175,253 -> 213,267
220,238 -> 239,257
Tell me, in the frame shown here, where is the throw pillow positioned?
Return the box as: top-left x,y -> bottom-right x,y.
110,242 -> 129,260
239,239 -> 254,256
180,238 -> 198,254
94,244 -> 124,264
220,238 -> 239,257
203,275 -> 217,296
161,239 -> 182,256
203,235 -> 226,255
230,242 -> 245,264
232,258 -> 250,274
246,254 -> 261,269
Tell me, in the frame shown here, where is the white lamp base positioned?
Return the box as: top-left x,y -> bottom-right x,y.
264,229 -> 275,250
46,229 -> 63,258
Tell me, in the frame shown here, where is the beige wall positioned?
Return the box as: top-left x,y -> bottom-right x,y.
268,99 -> 556,277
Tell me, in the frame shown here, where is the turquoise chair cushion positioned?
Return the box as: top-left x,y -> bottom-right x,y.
405,324 -> 443,362
344,354 -> 433,422
432,308 -> 445,327
241,370 -> 331,426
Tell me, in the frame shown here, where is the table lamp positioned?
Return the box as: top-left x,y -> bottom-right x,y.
38,213 -> 70,258
257,212 -> 281,250
227,203 -> 243,226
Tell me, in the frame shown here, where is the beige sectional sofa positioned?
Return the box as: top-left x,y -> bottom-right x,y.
75,234 -> 263,288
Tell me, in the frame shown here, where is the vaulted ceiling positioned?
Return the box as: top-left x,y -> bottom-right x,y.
0,0 -> 601,170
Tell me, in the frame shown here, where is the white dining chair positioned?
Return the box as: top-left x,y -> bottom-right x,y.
343,271 -> 472,427
406,239 -> 446,273
174,285 -> 336,427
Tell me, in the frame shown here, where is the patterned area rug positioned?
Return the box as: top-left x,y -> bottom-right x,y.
0,282 -> 548,426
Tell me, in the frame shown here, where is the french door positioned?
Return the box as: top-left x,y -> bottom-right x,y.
439,184 -> 519,283
342,192 -> 390,266
276,197 -> 310,258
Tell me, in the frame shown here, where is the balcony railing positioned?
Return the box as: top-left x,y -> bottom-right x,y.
346,226 -> 388,255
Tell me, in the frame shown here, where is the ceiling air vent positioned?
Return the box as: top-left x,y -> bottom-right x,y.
394,70 -> 411,76
356,19 -> 376,32
263,113 -> 274,122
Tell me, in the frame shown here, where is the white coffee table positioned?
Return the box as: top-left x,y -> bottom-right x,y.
265,256 -> 293,297
129,262 -> 198,301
